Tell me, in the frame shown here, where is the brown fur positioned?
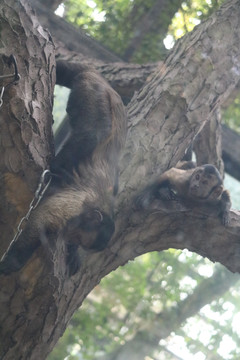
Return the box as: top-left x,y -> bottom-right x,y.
136,162 -> 231,226
0,61 -> 127,276
53,61 -> 127,194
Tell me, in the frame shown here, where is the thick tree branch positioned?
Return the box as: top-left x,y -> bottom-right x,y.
55,56 -> 240,181
119,0 -> 240,197
31,0 -> 240,182
0,0 -> 55,256
1,1 -> 240,359
29,0 -> 121,63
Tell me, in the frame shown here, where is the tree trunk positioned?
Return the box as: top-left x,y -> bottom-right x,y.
1,0 -> 240,359
0,0 -> 55,257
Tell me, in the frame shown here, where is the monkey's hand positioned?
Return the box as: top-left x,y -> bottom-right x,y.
0,235 -> 39,275
135,182 -> 178,211
134,185 -> 156,209
220,190 -> 231,227
66,243 -> 81,276
0,250 -> 27,275
221,210 -> 230,227
157,186 -> 178,201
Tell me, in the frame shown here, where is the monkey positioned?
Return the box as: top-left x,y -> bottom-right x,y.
0,60 -> 127,276
136,162 -> 231,226
52,61 -> 126,193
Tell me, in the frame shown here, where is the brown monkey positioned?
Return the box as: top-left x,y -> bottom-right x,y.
52,60 -> 126,194
0,61 -> 127,276
136,162 -> 231,226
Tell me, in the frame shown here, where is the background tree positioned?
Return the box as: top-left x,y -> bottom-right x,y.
0,0 -> 240,360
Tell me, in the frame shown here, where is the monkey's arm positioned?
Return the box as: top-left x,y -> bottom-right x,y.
0,232 -> 40,275
135,167 -> 193,209
220,189 -> 231,226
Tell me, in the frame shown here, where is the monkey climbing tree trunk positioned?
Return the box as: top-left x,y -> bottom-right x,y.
1,0 -> 240,359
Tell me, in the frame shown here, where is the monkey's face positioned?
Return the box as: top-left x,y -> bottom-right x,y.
63,208 -> 115,251
189,167 -> 223,200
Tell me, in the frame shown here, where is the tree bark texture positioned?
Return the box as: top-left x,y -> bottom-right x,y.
120,0 -> 240,194
0,0 -> 55,257
55,55 -> 240,181
1,0 -> 240,359
31,0 -> 240,180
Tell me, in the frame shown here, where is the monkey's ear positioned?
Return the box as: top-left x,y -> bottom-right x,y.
211,185 -> 223,199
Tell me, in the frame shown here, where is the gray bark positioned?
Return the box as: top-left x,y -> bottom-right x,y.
0,0 -> 55,256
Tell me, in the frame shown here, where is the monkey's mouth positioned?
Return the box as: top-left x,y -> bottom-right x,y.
189,187 -> 201,198
189,187 -> 197,194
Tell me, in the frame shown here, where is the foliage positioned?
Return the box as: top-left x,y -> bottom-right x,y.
222,97 -> 240,134
64,0 -> 133,58
52,86 -> 69,132
60,0 -> 240,128
48,249 -> 240,360
62,0 -> 220,62
169,0 -> 224,40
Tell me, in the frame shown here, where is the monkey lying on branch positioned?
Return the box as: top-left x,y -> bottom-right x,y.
136,162 -> 231,226
0,61 -> 127,276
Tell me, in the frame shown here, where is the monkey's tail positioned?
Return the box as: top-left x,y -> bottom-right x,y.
56,60 -> 90,89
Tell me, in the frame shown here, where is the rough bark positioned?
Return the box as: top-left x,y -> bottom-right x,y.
119,0 -> 240,193
31,0 -> 240,182
0,0 -> 55,256
1,0 -> 240,359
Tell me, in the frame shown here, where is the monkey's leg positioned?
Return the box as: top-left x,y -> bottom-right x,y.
220,190 -> 231,226
0,234 -> 40,275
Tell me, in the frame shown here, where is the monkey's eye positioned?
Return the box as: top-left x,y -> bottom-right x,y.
202,180 -> 208,185
195,174 -> 200,180
93,210 -> 103,222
